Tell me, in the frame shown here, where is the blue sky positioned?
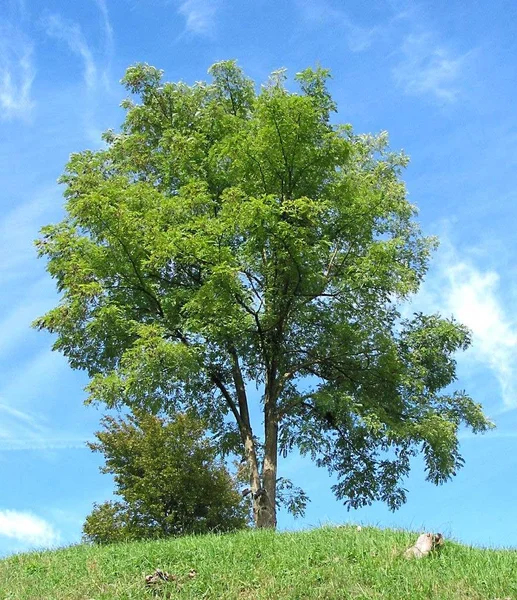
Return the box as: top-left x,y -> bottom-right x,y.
1,0 -> 517,556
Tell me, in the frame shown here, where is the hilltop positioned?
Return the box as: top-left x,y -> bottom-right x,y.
0,526 -> 515,599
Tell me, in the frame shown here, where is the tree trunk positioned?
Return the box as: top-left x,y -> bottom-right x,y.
242,427 -> 262,525
256,403 -> 278,528
228,346 -> 279,528
227,347 -> 266,527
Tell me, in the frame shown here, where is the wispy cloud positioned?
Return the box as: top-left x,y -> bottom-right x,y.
0,25 -> 35,121
0,390 -> 48,447
136,0 -> 218,37
0,437 -> 89,452
411,240 -> 517,409
0,353 -> 91,453
0,350 -> 68,409
393,33 -> 468,103
6,0 -> 28,21
94,0 -> 114,55
177,0 -> 218,37
41,7 -> 115,144
294,1 -> 470,103
0,402 -> 45,434
0,351 -> 66,442
0,510 -> 59,547
459,430 -> 517,441
0,402 -> 51,452
93,0 -> 114,88
0,281 -> 56,360
344,21 -> 381,53
0,188 -> 60,284
43,14 -> 97,91
294,0 -> 381,52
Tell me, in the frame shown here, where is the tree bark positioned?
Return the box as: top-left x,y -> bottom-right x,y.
256,401 -> 278,528
243,426 -> 263,525
228,347 -> 266,527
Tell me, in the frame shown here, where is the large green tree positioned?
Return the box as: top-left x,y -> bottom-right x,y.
83,412 -> 248,543
35,61 -> 491,528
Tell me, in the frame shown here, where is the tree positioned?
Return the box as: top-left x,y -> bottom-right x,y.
82,411 -> 249,543
35,61 -> 492,529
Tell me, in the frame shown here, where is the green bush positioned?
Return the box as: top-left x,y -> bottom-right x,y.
83,412 -> 249,543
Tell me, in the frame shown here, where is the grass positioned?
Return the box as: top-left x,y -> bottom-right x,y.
0,525 -> 516,599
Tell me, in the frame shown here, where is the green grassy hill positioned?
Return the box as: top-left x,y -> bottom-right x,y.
1,526 -> 515,599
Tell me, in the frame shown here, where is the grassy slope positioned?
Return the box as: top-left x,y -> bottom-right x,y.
0,526 -> 515,600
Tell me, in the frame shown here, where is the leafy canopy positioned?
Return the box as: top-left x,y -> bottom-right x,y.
36,60 -> 492,517
83,412 -> 248,543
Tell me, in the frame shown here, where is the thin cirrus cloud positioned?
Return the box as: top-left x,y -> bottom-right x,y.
0,355 -> 90,453
93,0 -> 114,88
0,25 -> 35,121
294,0 -> 380,53
42,14 -> 97,91
94,0 -> 114,57
127,0 -> 218,37
41,5 -> 115,144
0,353 -> 62,448
42,0 -> 115,93
177,0 -> 218,36
0,188 -> 61,284
392,33 -> 468,102
0,509 -> 59,547
294,1 -> 469,103
0,402 -> 47,443
0,437 -> 89,452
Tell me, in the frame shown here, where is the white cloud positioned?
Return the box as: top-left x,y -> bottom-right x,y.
178,0 -> 217,36
445,263 -> 517,407
393,33 -> 467,102
0,510 -> 59,547
411,241 -> 517,408
43,14 -> 97,91
0,25 -> 35,121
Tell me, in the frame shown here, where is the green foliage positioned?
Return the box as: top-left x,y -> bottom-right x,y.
36,59 -> 492,518
82,412 -> 248,543
2,527 -> 517,599
83,501 -> 132,545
